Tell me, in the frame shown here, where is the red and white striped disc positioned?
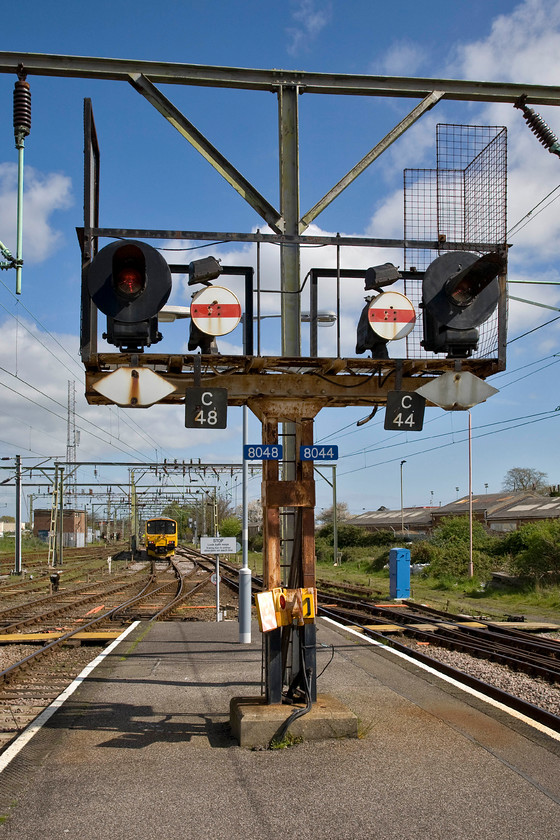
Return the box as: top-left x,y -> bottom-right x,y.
190,286 -> 242,336
367,291 -> 416,341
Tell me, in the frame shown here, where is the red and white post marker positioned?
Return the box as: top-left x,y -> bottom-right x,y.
190,286 -> 242,336
367,291 -> 416,341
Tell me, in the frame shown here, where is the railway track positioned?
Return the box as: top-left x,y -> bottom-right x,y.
0,545 -> 242,753
216,556 -> 560,731
2,546 -> 559,753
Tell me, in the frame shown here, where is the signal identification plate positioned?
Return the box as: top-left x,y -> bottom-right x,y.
299,445 -> 338,461
384,391 -> 426,431
244,444 -> 283,460
185,387 -> 228,428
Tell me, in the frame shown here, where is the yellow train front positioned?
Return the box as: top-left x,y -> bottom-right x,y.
145,517 -> 177,559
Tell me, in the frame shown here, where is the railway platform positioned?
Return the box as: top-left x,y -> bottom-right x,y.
1,618 -> 560,839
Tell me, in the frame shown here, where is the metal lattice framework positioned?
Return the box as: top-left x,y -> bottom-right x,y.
404,124 -> 507,359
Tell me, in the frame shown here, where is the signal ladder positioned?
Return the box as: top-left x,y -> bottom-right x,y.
47,472 -> 59,566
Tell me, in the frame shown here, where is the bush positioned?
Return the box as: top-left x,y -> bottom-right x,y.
362,529 -> 395,547
316,523 -> 395,548
428,544 -> 493,580
417,516 -> 495,581
510,520 -> 560,584
249,533 -> 263,552
491,528 -> 531,557
411,541 -> 439,566
430,515 -> 496,552
218,516 -> 242,538
314,536 -> 334,564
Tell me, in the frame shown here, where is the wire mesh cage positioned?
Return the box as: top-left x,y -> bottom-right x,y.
403,124 -> 507,361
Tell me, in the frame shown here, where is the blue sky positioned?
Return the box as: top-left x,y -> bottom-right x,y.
0,0 -> 560,520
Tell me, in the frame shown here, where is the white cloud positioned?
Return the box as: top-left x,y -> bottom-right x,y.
370,39 -> 428,77
286,0 -> 332,55
0,163 -> 73,263
0,313 -> 246,469
450,0 -> 560,84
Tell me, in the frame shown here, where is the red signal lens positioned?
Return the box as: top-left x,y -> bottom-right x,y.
112,244 -> 146,299
116,267 -> 144,297
448,279 -> 475,307
279,594 -> 286,610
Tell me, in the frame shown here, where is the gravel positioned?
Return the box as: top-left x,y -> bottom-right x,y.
392,635 -> 560,717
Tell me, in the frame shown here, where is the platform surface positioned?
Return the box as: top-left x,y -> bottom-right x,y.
1,618 -> 560,839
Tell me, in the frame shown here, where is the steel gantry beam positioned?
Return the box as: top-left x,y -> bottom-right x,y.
127,72 -> 284,234
2,53 -> 560,104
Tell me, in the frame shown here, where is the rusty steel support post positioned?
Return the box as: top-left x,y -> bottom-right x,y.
262,414 -> 282,703
295,418 -> 317,701
262,415 -> 280,591
256,404 -> 318,705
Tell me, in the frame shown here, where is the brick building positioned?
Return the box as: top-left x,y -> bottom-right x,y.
33,509 -> 87,548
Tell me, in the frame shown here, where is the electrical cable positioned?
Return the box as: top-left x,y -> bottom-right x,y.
339,408 -> 557,462
0,278 -> 84,377
0,373 -> 148,460
0,280 -> 172,459
507,315 -> 560,344
507,183 -> 560,238
316,643 -> 335,679
338,410 -> 560,478
270,635 -> 313,746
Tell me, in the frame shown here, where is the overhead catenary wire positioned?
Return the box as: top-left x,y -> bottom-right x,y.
315,352 -> 560,448
506,183 -> 560,239
338,409 -> 560,478
338,407 -> 558,462
0,369 -> 150,460
0,278 -> 173,459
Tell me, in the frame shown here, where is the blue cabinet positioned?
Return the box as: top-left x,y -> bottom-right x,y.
389,548 -> 411,599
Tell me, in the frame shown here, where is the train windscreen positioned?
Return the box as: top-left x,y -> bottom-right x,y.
146,519 -> 176,535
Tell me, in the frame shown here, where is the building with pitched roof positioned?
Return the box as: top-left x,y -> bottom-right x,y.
347,492 -> 560,535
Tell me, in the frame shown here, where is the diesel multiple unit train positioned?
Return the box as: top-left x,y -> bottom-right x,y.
145,517 -> 178,559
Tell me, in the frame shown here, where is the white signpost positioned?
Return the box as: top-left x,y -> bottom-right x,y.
200,537 -> 237,622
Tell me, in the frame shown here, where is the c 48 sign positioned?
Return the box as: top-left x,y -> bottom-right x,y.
185,387 -> 228,429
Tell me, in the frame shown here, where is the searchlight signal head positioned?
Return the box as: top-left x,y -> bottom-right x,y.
421,250 -> 505,358
87,240 -> 172,353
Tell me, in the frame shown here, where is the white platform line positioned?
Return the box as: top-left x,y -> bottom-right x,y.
0,621 -> 140,774
322,616 -> 560,743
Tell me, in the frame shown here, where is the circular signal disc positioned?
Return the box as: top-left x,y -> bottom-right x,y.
190,286 -> 242,336
367,291 -> 416,341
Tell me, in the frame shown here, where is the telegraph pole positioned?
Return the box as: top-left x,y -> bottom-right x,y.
57,467 -> 64,567
14,454 -> 22,574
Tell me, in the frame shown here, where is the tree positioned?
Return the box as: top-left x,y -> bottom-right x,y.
235,499 -> 263,528
219,516 -> 242,538
502,467 -> 548,493
316,502 -> 350,526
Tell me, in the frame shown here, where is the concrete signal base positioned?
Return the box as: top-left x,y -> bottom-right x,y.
230,694 -> 359,748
